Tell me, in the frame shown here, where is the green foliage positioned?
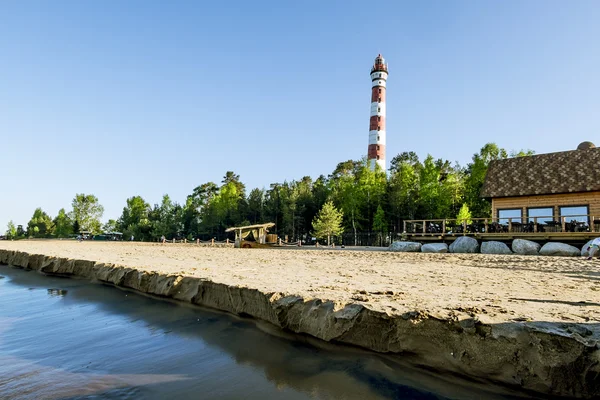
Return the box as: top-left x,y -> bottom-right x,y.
6,220 -> 17,239
372,205 -> 388,246
373,205 -> 387,232
71,193 -> 104,234
463,143 -> 508,218
312,201 -> 344,246
3,142 -> 539,244
102,219 -> 119,233
118,196 -> 151,240
456,204 -> 473,225
27,208 -> 54,238
53,208 -> 74,237
510,149 -> 535,158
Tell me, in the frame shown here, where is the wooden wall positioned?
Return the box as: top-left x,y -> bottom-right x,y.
491,191 -> 600,221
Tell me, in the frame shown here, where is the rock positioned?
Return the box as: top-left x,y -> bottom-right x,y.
481,241 -> 512,255
389,241 -> 422,252
512,239 -> 541,255
539,242 -> 581,257
581,239 -> 595,257
421,243 -> 449,253
449,236 -> 479,253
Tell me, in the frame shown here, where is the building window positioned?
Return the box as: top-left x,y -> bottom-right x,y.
377,126 -> 380,131
560,205 -> 589,223
376,155 -> 380,160
377,116 -> 380,121
378,88 -> 381,93
378,108 -> 381,112
527,207 -> 553,223
377,135 -> 380,141
378,73 -> 381,77
377,145 -> 380,150
378,97 -> 381,102
498,208 -> 522,224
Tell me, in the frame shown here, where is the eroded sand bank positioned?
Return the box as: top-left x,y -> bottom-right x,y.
0,241 -> 599,398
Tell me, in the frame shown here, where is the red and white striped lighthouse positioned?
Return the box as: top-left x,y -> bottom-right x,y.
368,54 -> 388,171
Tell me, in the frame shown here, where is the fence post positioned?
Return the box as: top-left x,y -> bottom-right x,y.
422,221 -> 426,234
533,217 -> 538,233
196,238 -> 199,245
403,220 -> 406,233
484,219 -> 488,233
508,218 -> 512,233
278,238 -> 282,246
591,216 -> 595,232
226,238 -> 229,244
561,217 -> 566,233
462,220 -> 467,235
211,238 -> 215,246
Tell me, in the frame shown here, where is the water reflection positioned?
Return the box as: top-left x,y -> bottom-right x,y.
0,266 -> 536,400
47,288 -> 68,297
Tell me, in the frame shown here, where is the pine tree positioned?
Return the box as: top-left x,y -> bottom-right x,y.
312,201 -> 344,246
456,203 -> 473,226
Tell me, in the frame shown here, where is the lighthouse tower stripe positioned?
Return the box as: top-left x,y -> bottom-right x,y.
367,54 -> 387,172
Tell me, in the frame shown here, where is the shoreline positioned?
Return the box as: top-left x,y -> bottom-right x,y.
0,241 -> 598,398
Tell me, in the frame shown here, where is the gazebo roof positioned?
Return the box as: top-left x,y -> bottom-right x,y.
225,223 -> 275,233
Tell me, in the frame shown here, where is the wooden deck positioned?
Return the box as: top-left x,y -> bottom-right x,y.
402,215 -> 599,244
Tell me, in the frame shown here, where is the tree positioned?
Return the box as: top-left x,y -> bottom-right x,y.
456,203 -> 473,226
6,220 -> 17,239
102,219 -> 119,233
27,208 -> 54,237
118,196 -> 151,240
464,143 -> 508,218
53,208 -> 74,238
71,194 -> 104,234
247,188 -> 265,224
372,205 -> 388,246
312,201 -> 344,246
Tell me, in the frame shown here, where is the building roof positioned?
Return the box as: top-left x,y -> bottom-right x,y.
480,147 -> 600,198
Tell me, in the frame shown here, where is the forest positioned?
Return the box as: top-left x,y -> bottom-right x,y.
5,143 -> 533,245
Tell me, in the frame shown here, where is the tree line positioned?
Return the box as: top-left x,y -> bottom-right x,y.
4,143 -> 533,244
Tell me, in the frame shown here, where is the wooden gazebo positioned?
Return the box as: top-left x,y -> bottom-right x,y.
225,223 -> 276,248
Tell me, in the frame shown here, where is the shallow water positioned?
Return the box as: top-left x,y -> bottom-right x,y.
0,266 -> 534,400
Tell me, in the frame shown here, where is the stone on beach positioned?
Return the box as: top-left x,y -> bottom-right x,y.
581,239 -> 594,256
481,241 -> 512,255
539,242 -> 581,257
511,239 -> 541,255
421,243 -> 448,253
389,241 -> 422,252
448,236 -> 479,253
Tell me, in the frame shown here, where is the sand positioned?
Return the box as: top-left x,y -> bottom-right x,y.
1,240 -> 598,326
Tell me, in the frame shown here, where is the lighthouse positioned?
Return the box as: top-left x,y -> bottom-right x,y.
368,54 -> 388,171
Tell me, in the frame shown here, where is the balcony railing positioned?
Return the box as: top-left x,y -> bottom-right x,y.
403,215 -> 600,236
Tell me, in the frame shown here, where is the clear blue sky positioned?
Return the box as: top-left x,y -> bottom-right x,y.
2,1 -> 599,230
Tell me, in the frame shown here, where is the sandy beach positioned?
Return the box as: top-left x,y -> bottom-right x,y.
1,240 -> 598,326
2,239 -> 600,397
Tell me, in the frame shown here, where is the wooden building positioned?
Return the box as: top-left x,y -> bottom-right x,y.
480,142 -> 600,227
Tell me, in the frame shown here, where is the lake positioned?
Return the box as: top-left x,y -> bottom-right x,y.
0,265 -> 533,399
